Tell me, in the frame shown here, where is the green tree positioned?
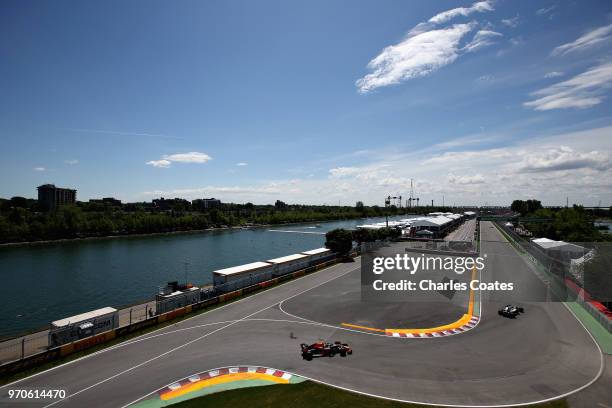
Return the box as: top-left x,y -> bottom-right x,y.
325,228 -> 353,257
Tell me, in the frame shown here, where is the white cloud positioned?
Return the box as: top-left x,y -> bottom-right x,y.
509,37 -> 523,46
146,152 -> 212,168
463,30 -> 502,53
356,23 -> 476,93
501,16 -> 519,28
433,133 -> 501,149
428,1 -> 494,25
163,152 -> 211,163
552,23 -> 612,56
144,185 -> 281,197
448,173 -> 485,184
65,159 -> 79,165
356,1 -> 496,93
65,128 -> 180,140
136,126 -> 612,206
536,5 -> 556,16
495,36 -> 524,57
517,146 -> 611,172
33,167 -> 46,172
524,61 -> 612,110
146,159 -> 172,168
236,162 -> 248,166
329,167 -> 361,178
544,71 -> 564,78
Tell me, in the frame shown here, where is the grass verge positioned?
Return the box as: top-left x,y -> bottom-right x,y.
171,381 -> 568,408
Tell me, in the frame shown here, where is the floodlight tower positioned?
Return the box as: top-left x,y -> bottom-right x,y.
408,179 -> 419,210
384,195 -> 392,227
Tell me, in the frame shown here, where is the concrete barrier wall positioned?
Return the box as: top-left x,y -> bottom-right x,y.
0,254 -> 344,377
564,278 -> 612,332
493,222 -> 612,333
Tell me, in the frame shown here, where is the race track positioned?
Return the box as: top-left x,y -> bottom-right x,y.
0,222 -> 605,408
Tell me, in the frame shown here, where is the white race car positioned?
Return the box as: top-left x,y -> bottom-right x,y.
498,305 -> 524,318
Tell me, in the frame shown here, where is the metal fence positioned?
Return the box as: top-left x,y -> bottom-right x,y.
0,300 -> 158,366
0,254 -> 338,366
401,239 -> 476,253
494,222 -> 591,303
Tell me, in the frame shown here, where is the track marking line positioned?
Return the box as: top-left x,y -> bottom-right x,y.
122,354 -> 600,408
0,259 -> 350,390
280,261 -> 484,339
39,262 -> 360,407
41,307 -> 279,407
339,323 -> 386,333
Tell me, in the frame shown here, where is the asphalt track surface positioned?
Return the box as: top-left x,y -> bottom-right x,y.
0,222 -> 606,408
281,243 -> 472,330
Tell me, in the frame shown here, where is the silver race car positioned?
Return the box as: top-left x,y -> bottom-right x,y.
498,304 -> 524,318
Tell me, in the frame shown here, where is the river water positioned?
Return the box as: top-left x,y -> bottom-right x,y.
0,216 -> 406,338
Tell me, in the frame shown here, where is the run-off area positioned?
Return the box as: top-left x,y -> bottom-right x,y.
281,243 -> 480,330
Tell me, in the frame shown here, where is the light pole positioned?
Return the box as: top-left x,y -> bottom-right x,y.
384,195 -> 391,227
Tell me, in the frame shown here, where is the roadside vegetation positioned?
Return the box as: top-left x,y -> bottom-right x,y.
0,197 -> 454,244
325,227 -> 401,257
172,381 -> 569,408
510,199 -> 611,242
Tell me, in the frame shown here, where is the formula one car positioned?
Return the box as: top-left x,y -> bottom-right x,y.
300,341 -> 352,361
498,304 -> 524,318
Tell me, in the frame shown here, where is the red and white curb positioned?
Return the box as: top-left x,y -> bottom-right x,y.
161,366 -> 293,394
386,315 -> 480,338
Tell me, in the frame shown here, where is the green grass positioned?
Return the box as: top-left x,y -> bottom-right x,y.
171,381 -> 568,408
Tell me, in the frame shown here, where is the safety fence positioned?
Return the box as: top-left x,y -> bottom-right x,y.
401,240 -> 476,254
0,255 -> 346,378
0,301 -> 156,366
492,222 -> 612,332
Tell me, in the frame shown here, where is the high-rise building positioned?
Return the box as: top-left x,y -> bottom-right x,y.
192,198 -> 221,210
37,184 -> 77,211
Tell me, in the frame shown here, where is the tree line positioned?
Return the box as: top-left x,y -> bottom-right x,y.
510,199 -> 611,242
0,198 -> 421,244
324,227 -> 402,256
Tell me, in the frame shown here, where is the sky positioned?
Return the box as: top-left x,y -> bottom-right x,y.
1,0 -> 612,207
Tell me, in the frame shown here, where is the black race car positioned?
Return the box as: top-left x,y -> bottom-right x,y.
300,341 -> 352,361
498,304 -> 524,318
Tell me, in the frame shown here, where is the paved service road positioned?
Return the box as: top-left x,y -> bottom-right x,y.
0,222 -> 605,408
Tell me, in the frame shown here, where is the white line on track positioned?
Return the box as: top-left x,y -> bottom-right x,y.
278,265 -> 484,339
121,354 -> 602,408
121,279 -> 599,408
0,261 -> 349,391
3,238 -> 604,408
38,262 -> 357,407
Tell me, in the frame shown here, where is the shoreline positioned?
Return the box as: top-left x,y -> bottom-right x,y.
0,225 -> 262,248
0,214 -> 417,249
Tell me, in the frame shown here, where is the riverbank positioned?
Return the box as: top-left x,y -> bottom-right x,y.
0,201 -> 425,247
0,214 -> 421,248
0,225 -> 252,248
1,216 -> 407,338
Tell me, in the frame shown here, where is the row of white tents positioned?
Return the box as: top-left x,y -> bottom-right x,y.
357,211 -> 476,238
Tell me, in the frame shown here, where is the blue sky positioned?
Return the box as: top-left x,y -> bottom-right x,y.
1,0 -> 612,206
